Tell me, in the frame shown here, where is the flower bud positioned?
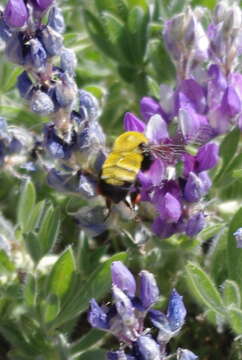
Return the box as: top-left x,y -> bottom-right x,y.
60,48 -> 77,76
107,351 -> 130,360
139,270 -> 159,309
111,261 -> 136,298
48,6 -> 65,34
3,0 -> 28,28
214,1 -> 229,24
30,0 -> 54,12
184,172 -> 204,203
195,143 -> 219,172
29,38 -> 47,70
55,73 -> 76,108
44,123 -> 71,159
136,335 -> 160,360
177,348 -> 198,360
233,228 -> 242,248
157,192 -> 181,223
0,16 -> 12,42
112,285 -> 136,327
30,90 -> 55,115
78,90 -> 99,121
17,71 -> 33,100
88,299 -> 109,330
186,212 -> 205,237
123,112 -> 145,132
223,4 -> 242,35
39,26 -> 63,57
167,289 -> 186,332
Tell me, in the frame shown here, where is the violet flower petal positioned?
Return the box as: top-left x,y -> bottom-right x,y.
111,261 -> 136,298
195,143 -> 219,172
139,270 -> 160,309
167,289 -> 187,332
123,112 -> 145,133
3,0 -> 28,28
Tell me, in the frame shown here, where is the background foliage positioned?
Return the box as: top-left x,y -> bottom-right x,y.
0,0 -> 241,359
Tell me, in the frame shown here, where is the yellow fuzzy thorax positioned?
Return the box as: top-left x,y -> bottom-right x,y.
101,131 -> 148,186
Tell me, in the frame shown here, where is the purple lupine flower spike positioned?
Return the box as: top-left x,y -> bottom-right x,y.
167,289 -> 187,332
124,112 -> 145,133
233,228 -> 242,248
111,261 -> 136,298
139,270 -> 159,309
3,0 -> 28,28
177,348 -> 198,360
88,299 -> 109,330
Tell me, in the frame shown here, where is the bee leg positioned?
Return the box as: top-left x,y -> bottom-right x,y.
104,198 -> 112,221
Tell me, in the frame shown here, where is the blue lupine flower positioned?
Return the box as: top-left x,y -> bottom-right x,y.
167,289 -> 187,332
136,335 -> 160,360
48,6 -> 65,34
139,270 -> 159,309
111,261 -> 136,298
30,0 -> 54,12
177,348 -> 198,360
88,299 -> 109,330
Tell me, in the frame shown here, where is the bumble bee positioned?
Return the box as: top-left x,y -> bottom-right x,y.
98,131 -> 184,204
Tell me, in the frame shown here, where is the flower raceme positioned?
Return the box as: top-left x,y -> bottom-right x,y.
88,261 -> 197,360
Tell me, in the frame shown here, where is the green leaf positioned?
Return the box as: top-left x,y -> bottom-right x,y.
38,205 -> 60,256
127,6 -> 149,63
147,76 -> 160,98
0,250 -> 15,272
53,252 -> 127,327
192,0 -> 216,9
2,67 -> 22,92
220,128 -> 240,166
84,10 -> 120,61
227,208 -> 242,292
24,232 -> 42,264
70,329 -> 105,357
223,280 -> 241,308
127,0 -> 148,10
17,180 -> 36,232
94,0 -> 129,20
43,294 -> 60,323
24,200 -> 46,234
77,349 -> 106,360
23,274 -> 37,308
47,247 -> 76,298
186,262 -> 224,314
227,307 -> 242,335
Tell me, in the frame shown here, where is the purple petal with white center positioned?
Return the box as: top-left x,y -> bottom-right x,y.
136,335 -> 160,360
186,212 -> 205,237
140,97 -> 164,122
178,107 -> 200,138
3,0 -> 28,28
139,270 -> 159,309
195,143 -> 219,172
88,299 -> 109,329
123,112 -> 145,133
167,289 -> 186,332
177,348 -> 198,360
145,114 -> 169,144
111,261 -> 136,298
221,87 -> 241,117
112,286 -> 136,327
184,172 -> 204,203
157,192 -> 182,223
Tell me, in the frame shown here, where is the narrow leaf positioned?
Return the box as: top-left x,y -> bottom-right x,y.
186,262 -> 224,314
38,205 -> 60,256
227,307 -> 242,335
223,280 -> 241,308
47,247 -> 76,298
17,180 -> 36,232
